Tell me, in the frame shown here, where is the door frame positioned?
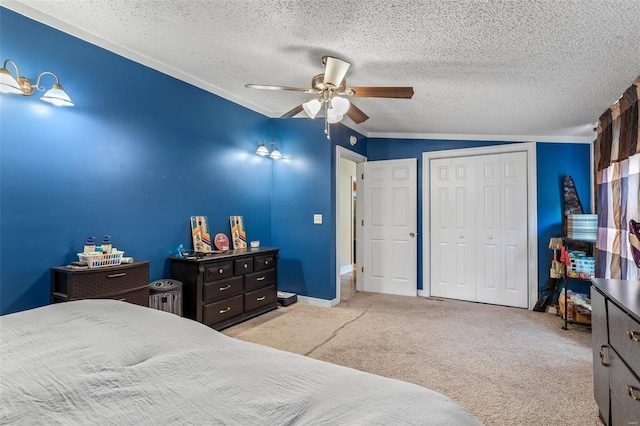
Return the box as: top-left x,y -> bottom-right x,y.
335,146 -> 367,305
422,142 -> 538,309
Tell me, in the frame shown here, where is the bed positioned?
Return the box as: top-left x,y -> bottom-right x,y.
0,300 -> 482,425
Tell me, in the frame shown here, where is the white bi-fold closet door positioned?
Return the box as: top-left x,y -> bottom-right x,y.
429,151 -> 528,308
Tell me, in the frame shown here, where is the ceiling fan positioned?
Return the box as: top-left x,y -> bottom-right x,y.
245,56 -> 414,140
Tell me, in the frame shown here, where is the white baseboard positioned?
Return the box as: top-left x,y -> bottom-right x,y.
417,289 -> 428,297
296,295 -> 338,308
340,264 -> 354,275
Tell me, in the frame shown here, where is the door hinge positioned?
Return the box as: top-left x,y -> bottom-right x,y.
361,266 -> 364,273
361,173 -> 364,179
361,220 -> 364,226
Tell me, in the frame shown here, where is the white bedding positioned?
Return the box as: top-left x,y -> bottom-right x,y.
0,300 -> 482,425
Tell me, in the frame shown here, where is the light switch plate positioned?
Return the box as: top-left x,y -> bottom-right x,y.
314,214 -> 322,224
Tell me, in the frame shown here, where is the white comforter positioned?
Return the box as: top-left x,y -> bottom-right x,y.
0,300 -> 482,425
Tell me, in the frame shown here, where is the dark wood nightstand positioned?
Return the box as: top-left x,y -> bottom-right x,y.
51,261 -> 150,307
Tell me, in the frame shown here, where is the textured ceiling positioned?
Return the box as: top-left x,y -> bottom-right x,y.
4,0 -> 640,141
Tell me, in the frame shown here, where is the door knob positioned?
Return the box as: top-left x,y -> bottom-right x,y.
410,232 -> 415,238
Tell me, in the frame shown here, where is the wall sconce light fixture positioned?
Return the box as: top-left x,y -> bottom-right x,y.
0,59 -> 74,106
256,140 -> 282,160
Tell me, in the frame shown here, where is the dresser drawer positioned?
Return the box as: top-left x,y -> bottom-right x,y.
254,254 -> 276,272
609,301 -> 640,376
234,257 -> 254,275
610,349 -> 640,425
203,295 -> 243,326
244,286 -> 276,312
203,276 -> 243,302
204,261 -> 233,282
68,263 -> 149,299
245,269 -> 276,292
84,285 -> 149,306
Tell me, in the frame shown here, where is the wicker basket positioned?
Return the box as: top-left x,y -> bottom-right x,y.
78,250 -> 124,268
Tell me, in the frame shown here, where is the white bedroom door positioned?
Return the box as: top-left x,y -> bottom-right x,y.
362,159 -> 418,296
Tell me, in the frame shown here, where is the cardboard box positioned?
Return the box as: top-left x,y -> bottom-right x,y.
559,297 -> 591,325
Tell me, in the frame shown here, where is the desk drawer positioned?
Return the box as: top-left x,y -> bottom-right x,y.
87,285 -> 149,307
245,269 -> 276,292
244,286 -> 275,312
610,349 -> 640,425
203,295 -> 242,326
234,257 -> 254,275
203,276 -> 243,303
204,261 -> 233,282
609,301 -> 640,376
69,264 -> 149,299
254,254 -> 276,272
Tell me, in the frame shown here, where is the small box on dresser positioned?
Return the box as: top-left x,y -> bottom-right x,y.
169,247 -> 279,331
51,261 -> 150,306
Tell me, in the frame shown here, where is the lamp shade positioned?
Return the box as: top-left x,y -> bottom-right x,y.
326,107 -> 343,124
269,146 -> 282,160
40,84 -> 74,107
302,98 -> 322,119
256,141 -> 269,156
0,68 -> 22,94
331,96 -> 350,115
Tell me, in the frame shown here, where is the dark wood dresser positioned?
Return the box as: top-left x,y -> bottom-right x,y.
169,247 -> 279,330
51,261 -> 150,307
591,278 -> 640,425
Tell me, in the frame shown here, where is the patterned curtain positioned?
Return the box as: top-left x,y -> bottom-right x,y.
594,75 -> 640,279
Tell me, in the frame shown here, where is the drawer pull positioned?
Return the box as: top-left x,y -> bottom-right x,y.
219,307 -> 231,314
256,276 -> 266,281
218,268 -> 224,274
256,296 -> 266,301
219,285 -> 231,291
628,330 -> 640,342
628,386 -> 640,402
599,345 -> 610,367
243,263 -> 248,269
265,260 -> 270,265
107,273 -> 126,278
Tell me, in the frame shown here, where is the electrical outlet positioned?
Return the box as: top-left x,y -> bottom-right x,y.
314,214 -> 322,224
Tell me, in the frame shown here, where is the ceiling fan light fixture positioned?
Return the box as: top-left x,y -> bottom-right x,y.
326,107 -> 343,124
330,96 -> 350,116
302,98 -> 322,119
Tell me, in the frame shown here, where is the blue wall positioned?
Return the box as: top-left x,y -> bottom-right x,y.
0,8 -> 275,314
269,120 -> 366,300
536,143 -> 592,295
367,138 -> 592,294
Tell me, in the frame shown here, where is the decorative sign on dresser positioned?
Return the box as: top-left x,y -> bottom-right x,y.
169,247 -> 279,330
591,278 -> 640,425
51,261 -> 150,306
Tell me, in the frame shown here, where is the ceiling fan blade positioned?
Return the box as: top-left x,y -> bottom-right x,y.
349,86 -> 414,99
323,56 -> 350,88
345,102 -> 369,124
280,104 -> 304,118
245,84 -> 311,92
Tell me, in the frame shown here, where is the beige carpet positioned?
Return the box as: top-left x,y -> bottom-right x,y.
223,292 -> 599,426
